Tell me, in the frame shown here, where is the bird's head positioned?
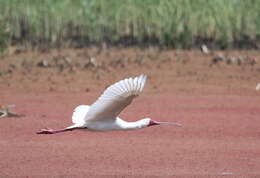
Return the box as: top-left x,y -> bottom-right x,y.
140,118 -> 160,127
139,118 -> 182,128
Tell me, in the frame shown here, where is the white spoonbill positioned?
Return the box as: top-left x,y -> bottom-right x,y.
37,74 -> 181,134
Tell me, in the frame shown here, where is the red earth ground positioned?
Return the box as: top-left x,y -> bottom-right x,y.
0,47 -> 260,177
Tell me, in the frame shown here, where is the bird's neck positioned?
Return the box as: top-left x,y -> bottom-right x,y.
117,118 -> 145,130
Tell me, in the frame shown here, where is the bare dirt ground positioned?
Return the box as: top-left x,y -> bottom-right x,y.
0,47 -> 260,177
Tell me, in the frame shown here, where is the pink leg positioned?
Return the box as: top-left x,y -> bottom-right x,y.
36,127 -> 75,134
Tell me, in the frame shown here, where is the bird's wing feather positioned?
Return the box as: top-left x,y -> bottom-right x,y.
84,74 -> 147,122
72,105 -> 90,125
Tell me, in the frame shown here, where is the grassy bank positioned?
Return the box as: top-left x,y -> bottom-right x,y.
0,0 -> 260,49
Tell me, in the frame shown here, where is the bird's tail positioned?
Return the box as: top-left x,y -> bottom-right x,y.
71,105 -> 90,125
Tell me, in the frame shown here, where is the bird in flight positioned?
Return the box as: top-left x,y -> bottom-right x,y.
37,74 -> 181,134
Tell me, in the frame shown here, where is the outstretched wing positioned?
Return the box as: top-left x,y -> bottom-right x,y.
84,74 -> 147,122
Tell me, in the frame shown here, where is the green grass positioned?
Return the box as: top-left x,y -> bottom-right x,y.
0,0 -> 260,49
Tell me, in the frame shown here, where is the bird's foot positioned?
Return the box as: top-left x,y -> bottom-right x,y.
36,128 -> 55,134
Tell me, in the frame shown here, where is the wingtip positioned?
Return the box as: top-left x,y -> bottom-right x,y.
138,74 -> 147,92
143,74 -> 147,82
139,74 -> 147,81
140,73 -> 146,77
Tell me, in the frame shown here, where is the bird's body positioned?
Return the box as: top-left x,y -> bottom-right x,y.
37,74 -> 181,134
73,114 -> 150,131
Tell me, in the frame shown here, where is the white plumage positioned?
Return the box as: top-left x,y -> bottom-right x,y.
84,74 -> 146,122
37,74 -> 181,134
71,105 -> 90,125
